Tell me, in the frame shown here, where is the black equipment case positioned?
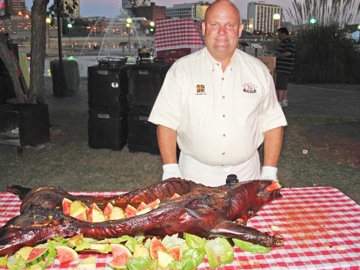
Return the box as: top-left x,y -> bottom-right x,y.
127,62 -> 171,154
87,60 -> 129,150
127,62 -> 171,108
0,103 -> 50,146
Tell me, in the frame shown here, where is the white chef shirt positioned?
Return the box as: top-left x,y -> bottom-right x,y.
149,48 -> 287,184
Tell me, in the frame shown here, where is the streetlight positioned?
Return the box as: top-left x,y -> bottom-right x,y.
309,17 -> 317,29
273,13 -> 280,34
126,18 -> 132,52
248,23 -> 253,34
46,17 -> 51,49
67,22 -> 73,50
149,21 -> 155,33
149,21 -> 155,46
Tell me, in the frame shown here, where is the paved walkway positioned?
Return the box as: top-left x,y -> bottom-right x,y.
284,83 -> 360,117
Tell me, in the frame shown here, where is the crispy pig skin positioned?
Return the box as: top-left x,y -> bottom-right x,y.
0,178 -> 283,256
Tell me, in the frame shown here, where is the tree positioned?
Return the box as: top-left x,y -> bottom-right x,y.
28,0 -> 77,104
288,0 -> 360,28
287,0 -> 360,83
29,0 -> 49,103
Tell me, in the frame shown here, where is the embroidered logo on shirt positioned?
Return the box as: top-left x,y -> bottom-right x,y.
242,83 -> 257,93
196,84 -> 206,95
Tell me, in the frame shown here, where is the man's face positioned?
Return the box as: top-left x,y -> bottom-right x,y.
202,2 -> 243,61
277,32 -> 286,41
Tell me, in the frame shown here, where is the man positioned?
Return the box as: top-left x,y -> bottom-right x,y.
274,27 -> 295,107
149,0 -> 287,186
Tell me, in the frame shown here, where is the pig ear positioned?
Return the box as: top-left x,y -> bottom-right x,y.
257,181 -> 282,198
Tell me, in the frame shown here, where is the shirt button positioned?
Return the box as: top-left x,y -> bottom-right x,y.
221,77 -> 224,80
222,152 -> 225,155
223,134 -> 226,137
222,96 -> 225,99
222,114 -> 226,118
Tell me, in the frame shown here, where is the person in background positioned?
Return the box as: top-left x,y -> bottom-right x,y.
274,27 -> 295,108
149,0 -> 287,186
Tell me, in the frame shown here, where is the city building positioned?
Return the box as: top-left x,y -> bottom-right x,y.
241,18 -> 255,34
0,15 -> 31,35
0,0 -> 10,18
4,0 -> 26,17
166,1 -> 210,20
135,2 -> 166,22
0,0 -> 31,35
122,0 -> 132,10
122,0 -> 151,12
247,1 -> 283,34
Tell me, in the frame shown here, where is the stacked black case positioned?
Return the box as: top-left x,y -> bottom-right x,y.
127,62 -> 171,154
87,64 -> 129,150
0,104 -> 50,146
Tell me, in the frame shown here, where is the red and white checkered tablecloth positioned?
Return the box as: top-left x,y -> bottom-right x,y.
1,187 -> 360,269
154,18 -> 205,52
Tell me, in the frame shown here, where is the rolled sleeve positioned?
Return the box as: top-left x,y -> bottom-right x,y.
259,70 -> 287,132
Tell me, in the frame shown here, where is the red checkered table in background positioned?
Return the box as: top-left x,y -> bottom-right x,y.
154,18 -> 205,62
1,187 -> 360,269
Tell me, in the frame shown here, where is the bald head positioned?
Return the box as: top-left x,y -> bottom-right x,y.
205,0 -> 241,24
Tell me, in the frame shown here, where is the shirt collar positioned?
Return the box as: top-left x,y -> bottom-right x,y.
204,48 -> 220,71
204,47 -> 236,72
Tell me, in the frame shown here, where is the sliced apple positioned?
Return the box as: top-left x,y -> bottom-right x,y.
133,244 -> 150,258
67,234 -> 84,248
88,207 -> 106,222
136,207 -> 151,216
75,211 -> 87,221
158,250 -> 174,269
90,243 -> 110,251
70,200 -> 88,218
110,206 -> 125,220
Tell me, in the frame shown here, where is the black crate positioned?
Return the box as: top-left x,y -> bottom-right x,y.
88,108 -> 127,150
88,65 -> 129,113
128,106 -> 159,154
0,103 -> 50,146
128,62 -> 171,108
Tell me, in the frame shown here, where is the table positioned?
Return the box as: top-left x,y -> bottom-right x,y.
1,187 -> 360,269
155,18 -> 204,52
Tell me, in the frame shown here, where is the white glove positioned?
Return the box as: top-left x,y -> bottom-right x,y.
162,163 -> 183,180
260,166 -> 278,180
